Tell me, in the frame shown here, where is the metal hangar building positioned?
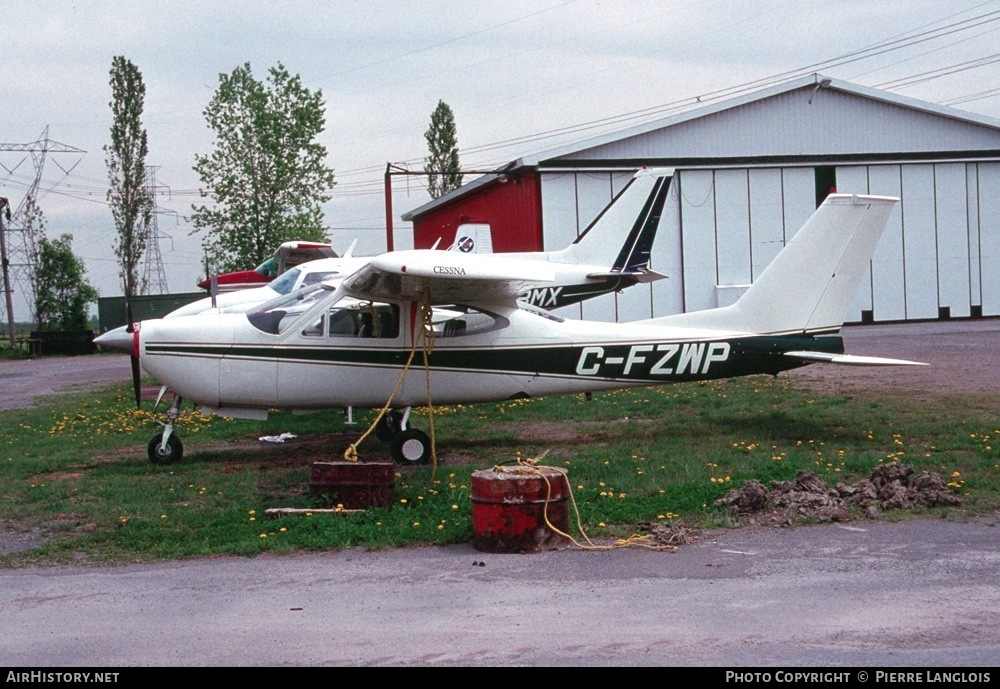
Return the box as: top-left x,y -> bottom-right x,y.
403,74 -> 1000,325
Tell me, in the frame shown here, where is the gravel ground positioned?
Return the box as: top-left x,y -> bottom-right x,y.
0,353 -> 133,410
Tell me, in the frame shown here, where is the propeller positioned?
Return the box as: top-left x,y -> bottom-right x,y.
125,297 -> 142,410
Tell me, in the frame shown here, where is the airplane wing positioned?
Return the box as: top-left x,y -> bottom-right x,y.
341,249 -> 555,304
784,351 -> 927,366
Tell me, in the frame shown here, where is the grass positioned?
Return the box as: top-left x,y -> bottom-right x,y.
0,368 -> 997,567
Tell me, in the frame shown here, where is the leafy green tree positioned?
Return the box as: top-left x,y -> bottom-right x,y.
34,234 -> 98,331
192,62 -> 336,273
22,196 -> 46,315
424,100 -> 463,199
104,55 -> 153,298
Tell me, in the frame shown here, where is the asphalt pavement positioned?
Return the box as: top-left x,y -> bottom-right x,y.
2,518 -> 998,667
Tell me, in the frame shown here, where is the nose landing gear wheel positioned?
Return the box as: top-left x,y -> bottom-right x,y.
391,428 -> 430,465
148,433 -> 183,465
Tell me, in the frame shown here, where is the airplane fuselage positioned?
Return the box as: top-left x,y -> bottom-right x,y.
138,297 -> 840,419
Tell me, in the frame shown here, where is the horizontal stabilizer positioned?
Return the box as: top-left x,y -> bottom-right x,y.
784,351 -> 927,366
586,268 -> 667,283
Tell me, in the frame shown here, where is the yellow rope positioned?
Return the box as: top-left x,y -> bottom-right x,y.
490,454 -> 679,552
419,299 -> 438,480
343,295 -> 438,478
342,344 -> 419,462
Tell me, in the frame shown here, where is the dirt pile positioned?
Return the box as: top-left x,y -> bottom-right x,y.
715,463 -> 962,526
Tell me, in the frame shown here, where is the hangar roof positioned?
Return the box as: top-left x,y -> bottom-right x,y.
523,73 -> 1000,166
405,73 -> 1000,220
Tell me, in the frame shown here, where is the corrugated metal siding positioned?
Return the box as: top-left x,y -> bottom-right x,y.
980,164 -> 1000,315
935,163 -> 972,318
661,161 -> 1000,324
967,165 -> 982,311
533,160 -> 1000,324
648,180 -> 684,318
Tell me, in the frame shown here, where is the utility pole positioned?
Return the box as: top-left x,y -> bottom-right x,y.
0,197 -> 15,347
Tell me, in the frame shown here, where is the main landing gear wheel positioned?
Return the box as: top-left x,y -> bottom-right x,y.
148,433 -> 183,465
391,428 -> 431,466
375,410 -> 404,442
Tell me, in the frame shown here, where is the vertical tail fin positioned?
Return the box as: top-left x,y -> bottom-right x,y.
652,194 -> 898,334
552,168 -> 673,279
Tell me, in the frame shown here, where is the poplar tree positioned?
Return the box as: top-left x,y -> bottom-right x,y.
424,100 -> 463,199
105,55 -> 153,298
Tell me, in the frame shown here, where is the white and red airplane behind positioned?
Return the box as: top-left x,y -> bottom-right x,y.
169,167 -> 674,319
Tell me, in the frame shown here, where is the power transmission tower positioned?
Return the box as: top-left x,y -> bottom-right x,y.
0,127 -> 85,337
140,165 -> 169,294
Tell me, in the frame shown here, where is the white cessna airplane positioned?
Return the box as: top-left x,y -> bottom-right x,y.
98,188 -> 923,465
164,167 -> 673,320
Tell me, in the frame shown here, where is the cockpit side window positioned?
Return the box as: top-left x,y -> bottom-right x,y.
301,301 -> 400,339
302,271 -> 339,286
433,304 -> 508,338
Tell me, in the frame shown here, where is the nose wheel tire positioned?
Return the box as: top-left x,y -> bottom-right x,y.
391,428 -> 430,465
148,433 -> 183,465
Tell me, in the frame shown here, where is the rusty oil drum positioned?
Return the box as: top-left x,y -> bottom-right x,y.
471,466 -> 570,553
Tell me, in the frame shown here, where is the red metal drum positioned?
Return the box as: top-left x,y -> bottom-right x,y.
471,466 -> 570,553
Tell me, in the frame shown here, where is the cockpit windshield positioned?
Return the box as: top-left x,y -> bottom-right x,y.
247,282 -> 336,334
269,268 -> 301,295
268,267 -> 341,296
254,255 -> 279,278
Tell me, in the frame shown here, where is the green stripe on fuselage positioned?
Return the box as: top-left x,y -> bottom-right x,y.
145,334 -> 843,383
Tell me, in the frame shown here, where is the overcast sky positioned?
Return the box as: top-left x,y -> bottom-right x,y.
3,0 -> 1000,317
